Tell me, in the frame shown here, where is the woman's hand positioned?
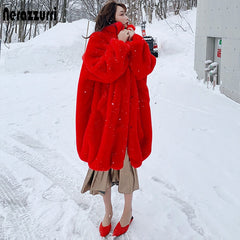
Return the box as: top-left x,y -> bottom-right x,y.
127,29 -> 135,41
118,29 -> 130,42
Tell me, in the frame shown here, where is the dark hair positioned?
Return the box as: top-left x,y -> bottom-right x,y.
95,0 -> 127,32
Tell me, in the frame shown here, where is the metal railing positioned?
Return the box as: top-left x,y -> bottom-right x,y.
205,60 -> 218,90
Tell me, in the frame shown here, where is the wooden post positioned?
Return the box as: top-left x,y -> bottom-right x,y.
84,20 -> 90,52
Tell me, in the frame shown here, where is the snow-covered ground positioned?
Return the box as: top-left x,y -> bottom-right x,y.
1,9 -> 240,240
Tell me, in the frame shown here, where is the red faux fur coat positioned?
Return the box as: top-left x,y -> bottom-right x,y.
76,22 -> 156,171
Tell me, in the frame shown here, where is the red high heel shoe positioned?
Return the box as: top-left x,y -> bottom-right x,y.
99,222 -> 111,237
112,216 -> 134,237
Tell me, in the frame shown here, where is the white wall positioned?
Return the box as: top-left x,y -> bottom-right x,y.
194,0 -> 240,103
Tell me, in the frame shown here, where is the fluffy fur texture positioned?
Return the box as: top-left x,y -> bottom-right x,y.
76,21 -> 156,171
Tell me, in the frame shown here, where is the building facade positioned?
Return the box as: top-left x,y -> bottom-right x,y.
194,0 -> 240,103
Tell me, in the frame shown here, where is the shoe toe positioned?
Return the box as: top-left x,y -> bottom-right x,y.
99,222 -> 111,237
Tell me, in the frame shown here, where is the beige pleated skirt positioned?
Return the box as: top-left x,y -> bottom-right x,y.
81,148 -> 139,196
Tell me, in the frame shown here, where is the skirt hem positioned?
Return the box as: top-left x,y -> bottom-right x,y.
80,148 -> 139,196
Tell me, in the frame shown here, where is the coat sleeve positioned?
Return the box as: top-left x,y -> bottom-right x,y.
83,32 -> 130,83
127,34 -> 156,80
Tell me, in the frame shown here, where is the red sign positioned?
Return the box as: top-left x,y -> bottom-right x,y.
217,49 -> 221,58
142,29 -> 146,37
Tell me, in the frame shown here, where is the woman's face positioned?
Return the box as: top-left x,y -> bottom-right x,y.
115,6 -> 128,28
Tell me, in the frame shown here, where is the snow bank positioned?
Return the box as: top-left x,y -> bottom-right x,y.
3,19 -> 95,73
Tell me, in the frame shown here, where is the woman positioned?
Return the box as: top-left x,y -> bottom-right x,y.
75,0 -> 156,237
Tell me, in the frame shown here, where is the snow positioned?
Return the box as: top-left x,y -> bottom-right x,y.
1,8 -> 240,240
